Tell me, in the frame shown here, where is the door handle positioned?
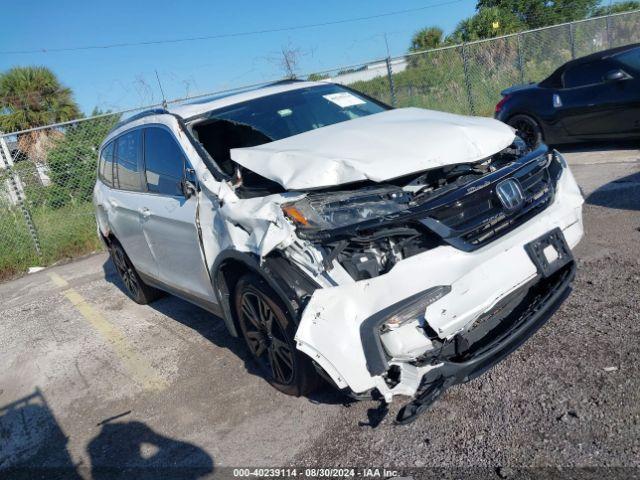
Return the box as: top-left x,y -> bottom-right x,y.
138,207 -> 151,218
108,198 -> 119,208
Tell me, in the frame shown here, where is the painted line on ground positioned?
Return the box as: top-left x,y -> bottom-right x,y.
47,271 -> 167,391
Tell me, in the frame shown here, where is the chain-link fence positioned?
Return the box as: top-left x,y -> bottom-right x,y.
329,9 -> 640,116
1,9 -> 639,280
0,114 -> 124,280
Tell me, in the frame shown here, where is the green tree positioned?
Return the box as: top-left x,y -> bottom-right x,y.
409,27 -> 445,52
0,66 -> 81,133
45,110 -> 119,208
476,0 -> 599,28
307,73 -> 330,81
592,0 -> 640,16
449,7 -> 524,42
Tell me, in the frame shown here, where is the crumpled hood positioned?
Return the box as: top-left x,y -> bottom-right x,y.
230,107 -> 515,190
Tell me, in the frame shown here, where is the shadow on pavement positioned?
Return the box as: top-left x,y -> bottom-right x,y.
102,259 -> 350,407
586,171 -> 640,211
102,258 -> 254,368
0,389 -> 214,480
88,421 -> 213,480
0,388 -> 82,480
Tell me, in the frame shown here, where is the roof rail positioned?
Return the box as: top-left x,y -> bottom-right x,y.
108,107 -> 169,134
264,78 -> 306,87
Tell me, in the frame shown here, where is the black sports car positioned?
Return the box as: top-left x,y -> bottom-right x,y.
495,43 -> 640,147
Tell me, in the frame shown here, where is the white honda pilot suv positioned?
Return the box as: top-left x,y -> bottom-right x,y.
94,81 -> 584,423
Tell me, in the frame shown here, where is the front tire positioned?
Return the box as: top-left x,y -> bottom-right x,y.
508,114 -> 543,149
235,273 -> 320,396
109,242 -> 163,305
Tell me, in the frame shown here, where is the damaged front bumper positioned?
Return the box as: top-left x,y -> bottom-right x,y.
293,165 -> 584,416
395,260 -> 575,423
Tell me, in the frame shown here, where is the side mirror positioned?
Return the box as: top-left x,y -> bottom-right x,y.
604,69 -> 628,82
181,166 -> 198,199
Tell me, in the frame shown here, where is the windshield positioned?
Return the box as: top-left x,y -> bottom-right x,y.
205,84 -> 389,141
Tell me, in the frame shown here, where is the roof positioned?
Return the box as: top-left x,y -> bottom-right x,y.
168,80 -> 326,119
541,42 -> 640,87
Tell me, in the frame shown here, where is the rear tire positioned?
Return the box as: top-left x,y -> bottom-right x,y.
235,273 -> 320,396
508,114 -> 543,149
109,241 -> 163,305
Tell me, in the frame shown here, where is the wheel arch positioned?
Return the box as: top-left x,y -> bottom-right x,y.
211,250 -> 319,338
99,228 -> 124,252
505,111 -> 547,139
504,107 -> 570,145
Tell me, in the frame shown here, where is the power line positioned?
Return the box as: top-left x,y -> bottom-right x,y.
0,0 -> 465,55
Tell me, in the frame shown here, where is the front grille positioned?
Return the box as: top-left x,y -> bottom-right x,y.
425,156 -> 556,250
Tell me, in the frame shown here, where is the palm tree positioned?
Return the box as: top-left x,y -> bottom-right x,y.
0,66 -> 81,133
0,67 -> 81,164
409,27 -> 445,52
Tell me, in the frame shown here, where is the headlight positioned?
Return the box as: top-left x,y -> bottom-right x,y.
381,285 -> 451,331
282,188 -> 411,230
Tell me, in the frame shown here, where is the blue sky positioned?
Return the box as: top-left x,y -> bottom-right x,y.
0,0 -> 480,114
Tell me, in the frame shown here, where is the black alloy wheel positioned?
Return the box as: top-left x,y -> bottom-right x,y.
235,274 -> 320,396
109,242 -> 162,305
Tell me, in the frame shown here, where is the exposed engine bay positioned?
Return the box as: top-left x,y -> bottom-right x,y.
276,139 -> 551,282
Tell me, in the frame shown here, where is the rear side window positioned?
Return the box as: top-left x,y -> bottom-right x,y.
98,142 -> 114,187
114,129 -> 145,191
562,60 -> 616,88
144,127 -> 185,196
615,47 -> 640,73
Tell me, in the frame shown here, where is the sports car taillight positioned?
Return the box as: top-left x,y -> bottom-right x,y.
495,94 -> 511,114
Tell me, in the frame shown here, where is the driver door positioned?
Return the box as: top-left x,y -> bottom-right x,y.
139,125 -> 215,302
556,59 -> 635,137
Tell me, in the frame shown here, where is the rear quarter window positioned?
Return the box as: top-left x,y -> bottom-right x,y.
98,142 -> 115,188
114,129 -> 145,192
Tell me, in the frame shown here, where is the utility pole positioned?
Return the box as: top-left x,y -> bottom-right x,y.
0,134 -> 41,256
384,33 -> 397,107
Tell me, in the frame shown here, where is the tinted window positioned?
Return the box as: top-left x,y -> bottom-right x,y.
114,129 -> 144,191
615,47 -> 640,73
144,127 -> 185,196
562,61 -> 616,88
98,142 -> 114,187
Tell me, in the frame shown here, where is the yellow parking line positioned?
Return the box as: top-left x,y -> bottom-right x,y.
48,272 -> 167,391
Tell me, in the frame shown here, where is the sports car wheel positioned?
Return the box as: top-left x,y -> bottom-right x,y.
508,114 -> 543,149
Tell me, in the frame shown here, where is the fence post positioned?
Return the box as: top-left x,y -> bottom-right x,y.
461,44 -> 476,115
385,57 -> 397,107
516,33 -> 525,84
605,14 -> 612,48
569,23 -> 576,59
0,135 -> 42,258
